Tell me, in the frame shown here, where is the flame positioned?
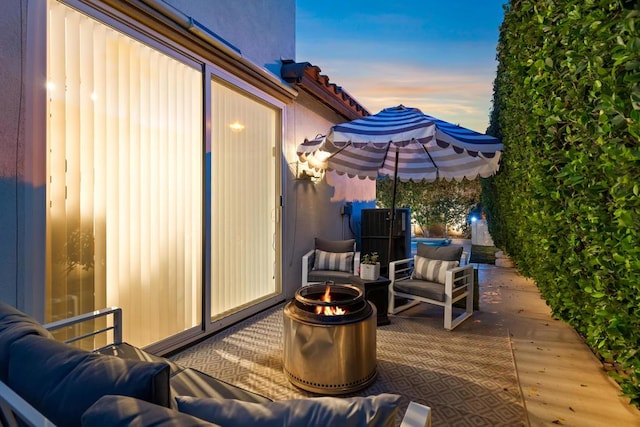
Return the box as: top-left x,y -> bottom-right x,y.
315,285 -> 346,315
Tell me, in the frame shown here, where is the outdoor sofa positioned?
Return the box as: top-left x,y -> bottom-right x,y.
0,301 -> 431,426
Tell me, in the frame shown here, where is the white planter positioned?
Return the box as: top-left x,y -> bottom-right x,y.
360,263 -> 380,281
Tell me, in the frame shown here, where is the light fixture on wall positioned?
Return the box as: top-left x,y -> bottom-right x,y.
294,161 -> 323,184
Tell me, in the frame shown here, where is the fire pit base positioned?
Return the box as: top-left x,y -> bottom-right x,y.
283,284 -> 377,395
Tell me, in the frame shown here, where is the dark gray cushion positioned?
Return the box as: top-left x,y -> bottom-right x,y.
315,237 -> 355,253
176,393 -> 401,427
98,343 -> 271,405
0,302 -> 53,381
82,395 -> 217,427
308,269 -> 354,284
170,368 -> 272,404
8,334 -> 171,427
416,244 -> 463,261
394,279 -> 446,302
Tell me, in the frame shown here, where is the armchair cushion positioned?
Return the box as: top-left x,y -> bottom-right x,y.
315,237 -> 355,253
412,256 -> 459,284
312,249 -> 354,273
394,279 -> 447,302
175,393 -> 401,427
417,243 -> 463,261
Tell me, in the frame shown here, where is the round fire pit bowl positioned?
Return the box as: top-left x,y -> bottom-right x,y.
283,283 -> 377,395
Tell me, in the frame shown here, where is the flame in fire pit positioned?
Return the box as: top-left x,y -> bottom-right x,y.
315,286 -> 347,316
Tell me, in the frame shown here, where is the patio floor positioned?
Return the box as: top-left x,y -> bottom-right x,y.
473,255 -> 640,426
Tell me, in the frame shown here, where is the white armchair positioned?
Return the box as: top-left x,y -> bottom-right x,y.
302,238 -> 360,287
388,244 -> 474,330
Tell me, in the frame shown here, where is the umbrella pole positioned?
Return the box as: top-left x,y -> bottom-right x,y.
387,149 -> 399,271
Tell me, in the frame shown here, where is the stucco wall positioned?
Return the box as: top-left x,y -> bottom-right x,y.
281,91 -> 375,298
164,0 -> 295,76
0,0 -> 23,306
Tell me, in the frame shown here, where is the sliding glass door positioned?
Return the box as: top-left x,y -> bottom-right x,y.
46,1 -> 203,348
210,79 -> 280,320
45,0 -> 283,349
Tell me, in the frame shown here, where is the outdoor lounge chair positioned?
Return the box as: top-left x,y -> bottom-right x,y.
388,244 -> 474,330
301,238 -> 360,286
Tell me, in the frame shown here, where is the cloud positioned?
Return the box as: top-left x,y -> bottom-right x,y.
305,58 -> 496,132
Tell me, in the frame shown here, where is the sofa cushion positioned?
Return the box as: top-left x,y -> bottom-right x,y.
412,256 -> 458,284
0,302 -> 53,381
175,393 -> 401,427
82,395 -> 218,427
315,237 -> 355,253
416,243 -> 463,262
312,249 -> 354,272
170,367 -> 272,404
98,343 -> 271,406
8,334 -> 170,427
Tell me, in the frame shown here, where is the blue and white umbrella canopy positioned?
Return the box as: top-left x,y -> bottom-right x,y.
297,105 -> 503,182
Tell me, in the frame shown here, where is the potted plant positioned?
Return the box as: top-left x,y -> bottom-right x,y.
360,252 -> 380,280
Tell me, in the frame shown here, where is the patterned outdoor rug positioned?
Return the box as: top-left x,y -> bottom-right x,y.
170,303 -> 527,426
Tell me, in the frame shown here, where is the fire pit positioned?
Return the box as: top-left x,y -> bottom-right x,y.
283,283 -> 377,395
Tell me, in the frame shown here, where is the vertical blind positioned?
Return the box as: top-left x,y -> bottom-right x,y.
210,80 -> 278,318
46,1 -> 203,347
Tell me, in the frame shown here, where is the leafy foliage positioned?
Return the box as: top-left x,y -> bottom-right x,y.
486,0 -> 640,405
377,178 -> 481,236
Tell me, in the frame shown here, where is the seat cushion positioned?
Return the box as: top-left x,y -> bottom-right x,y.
417,244 -> 463,261
82,395 -> 217,427
394,279 -> 446,302
0,302 -> 53,381
98,343 -> 271,406
308,269 -> 354,284
315,237 -> 355,253
175,393 -> 401,427
170,368 -> 272,404
8,334 -> 171,427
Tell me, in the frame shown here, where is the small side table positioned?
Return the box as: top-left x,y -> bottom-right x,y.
350,275 -> 391,326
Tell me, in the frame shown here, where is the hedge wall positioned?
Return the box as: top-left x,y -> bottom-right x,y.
484,0 -> 640,404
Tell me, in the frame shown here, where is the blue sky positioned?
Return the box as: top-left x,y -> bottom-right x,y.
295,0 -> 507,132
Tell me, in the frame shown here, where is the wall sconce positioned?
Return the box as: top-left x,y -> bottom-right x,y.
295,161 -> 323,184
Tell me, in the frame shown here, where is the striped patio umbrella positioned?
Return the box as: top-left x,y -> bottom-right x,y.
297,105 -> 503,264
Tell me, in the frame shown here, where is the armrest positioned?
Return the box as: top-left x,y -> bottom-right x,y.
400,401 -> 432,427
301,249 -> 315,286
44,306 -> 123,347
0,380 -> 55,427
353,251 -> 361,274
389,257 -> 414,281
445,264 -> 474,294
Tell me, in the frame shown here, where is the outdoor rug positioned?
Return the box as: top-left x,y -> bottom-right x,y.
170,303 -> 527,426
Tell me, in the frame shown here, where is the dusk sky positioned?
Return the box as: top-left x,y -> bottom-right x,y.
295,1 -> 507,132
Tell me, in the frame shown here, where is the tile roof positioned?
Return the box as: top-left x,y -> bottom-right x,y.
281,60 -> 369,120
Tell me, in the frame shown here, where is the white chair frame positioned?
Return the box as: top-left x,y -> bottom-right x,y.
388,258 -> 474,330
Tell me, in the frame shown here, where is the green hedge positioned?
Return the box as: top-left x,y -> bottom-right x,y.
485,0 -> 640,404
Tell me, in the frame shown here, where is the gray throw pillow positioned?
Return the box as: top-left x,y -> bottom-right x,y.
416,243 -> 463,261
176,393 -> 401,427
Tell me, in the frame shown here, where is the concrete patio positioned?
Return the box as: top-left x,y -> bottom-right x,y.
476,263 -> 640,426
